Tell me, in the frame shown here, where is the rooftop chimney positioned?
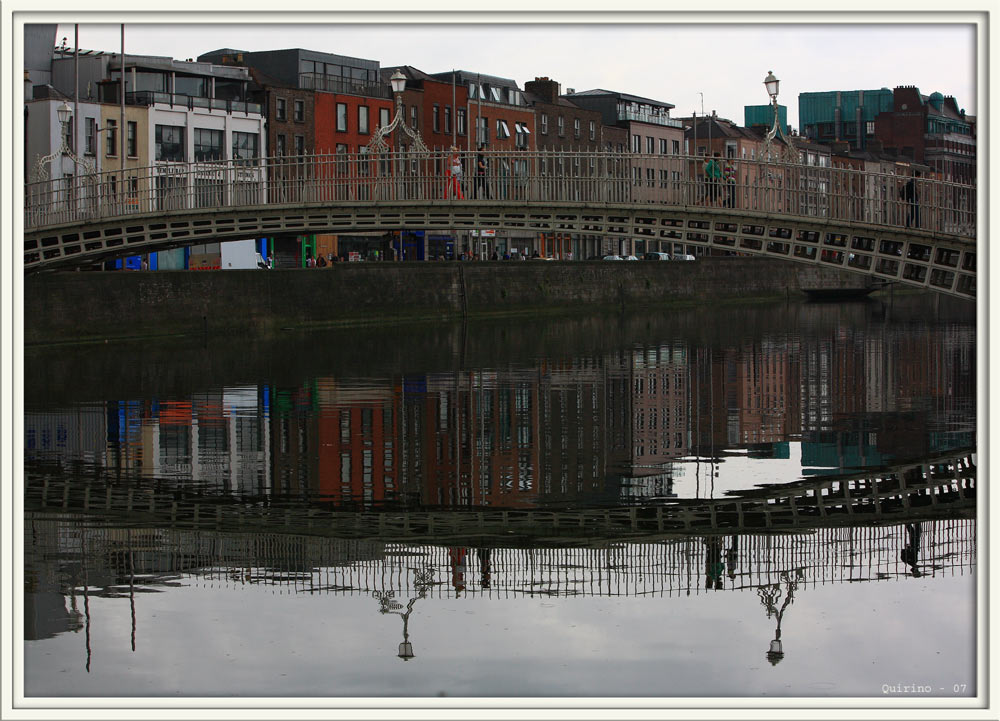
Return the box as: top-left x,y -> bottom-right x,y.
525,77 -> 561,103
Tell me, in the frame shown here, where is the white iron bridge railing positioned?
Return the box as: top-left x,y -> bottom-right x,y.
25,150 -> 977,239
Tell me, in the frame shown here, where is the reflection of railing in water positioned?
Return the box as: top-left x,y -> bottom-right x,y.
23,451 -> 975,543
25,517 -> 976,601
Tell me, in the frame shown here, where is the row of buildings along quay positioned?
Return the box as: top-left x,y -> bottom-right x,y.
24,24 -> 976,267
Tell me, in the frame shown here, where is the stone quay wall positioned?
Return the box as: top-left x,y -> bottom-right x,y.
24,258 -> 866,345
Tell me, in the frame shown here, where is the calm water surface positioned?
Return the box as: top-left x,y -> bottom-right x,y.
22,295 -> 977,699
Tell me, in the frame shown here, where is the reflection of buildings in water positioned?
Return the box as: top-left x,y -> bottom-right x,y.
737,340 -> 790,445
24,318 -> 976,508
607,344 -> 691,473
24,404 -> 107,466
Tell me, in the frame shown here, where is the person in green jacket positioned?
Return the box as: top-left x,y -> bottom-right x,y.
704,153 -> 723,205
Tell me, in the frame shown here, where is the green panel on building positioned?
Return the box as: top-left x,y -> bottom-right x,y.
798,89 -> 894,131
744,104 -> 787,131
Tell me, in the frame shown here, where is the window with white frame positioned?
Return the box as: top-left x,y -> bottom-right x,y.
631,134 -> 640,153
379,107 -> 390,129
497,119 -> 510,140
358,105 -> 370,134
589,120 -> 595,141
85,117 -> 96,155
646,136 -> 654,154
573,118 -> 580,138
194,128 -> 224,161
540,114 -> 548,134
232,131 -> 259,164
337,103 -> 348,132
515,122 -> 530,148
557,116 -> 565,136
154,124 -> 183,161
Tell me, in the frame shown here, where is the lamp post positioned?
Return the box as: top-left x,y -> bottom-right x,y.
763,70 -> 780,156
33,101 -> 96,227
761,70 -> 781,212
367,70 -> 429,260
34,101 -> 94,181
374,567 -> 434,662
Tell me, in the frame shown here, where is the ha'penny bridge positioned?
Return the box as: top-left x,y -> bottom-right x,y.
24,449 -> 976,601
24,150 -> 976,300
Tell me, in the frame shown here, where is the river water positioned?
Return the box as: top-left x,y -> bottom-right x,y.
21,294 -> 977,702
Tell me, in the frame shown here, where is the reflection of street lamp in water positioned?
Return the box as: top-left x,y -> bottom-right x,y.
757,569 -> 804,666
374,567 -> 434,661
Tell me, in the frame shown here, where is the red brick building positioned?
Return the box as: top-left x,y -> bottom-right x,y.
875,86 -> 976,184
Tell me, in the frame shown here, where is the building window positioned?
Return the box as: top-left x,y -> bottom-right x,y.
359,105 -> 370,134
659,138 -> 667,154
232,131 -> 259,164
294,135 -> 305,157
155,124 -> 184,162
379,107 -> 390,129
333,103 -> 347,133
672,139 -> 680,154
64,114 -> 74,152
540,114 -> 548,135
589,120 -> 595,141
557,116 -> 565,136
645,136 -> 654,154
573,118 -> 580,138
85,117 -> 96,155
194,128 -> 224,161
276,134 -> 286,156
866,121 -> 875,135
106,119 -> 118,156
631,134 -> 640,153
477,116 -> 488,145
457,108 -> 467,136
410,105 -> 418,130
294,99 -> 305,122
127,121 -> 137,157
444,106 -> 452,134
276,98 -> 286,121
433,104 -> 440,133
515,122 -> 530,149
497,119 -> 510,140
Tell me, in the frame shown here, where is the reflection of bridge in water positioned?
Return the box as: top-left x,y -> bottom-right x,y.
25,450 -> 975,597
25,451 -> 976,666
25,450 -> 975,546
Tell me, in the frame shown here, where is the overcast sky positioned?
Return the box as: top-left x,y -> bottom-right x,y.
50,19 -> 977,131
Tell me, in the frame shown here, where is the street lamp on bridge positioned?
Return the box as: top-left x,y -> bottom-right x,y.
33,101 -> 94,182
367,69 -> 429,155
763,70 -> 781,160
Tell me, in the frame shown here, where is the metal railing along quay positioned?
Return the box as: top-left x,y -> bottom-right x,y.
24,149 -> 977,238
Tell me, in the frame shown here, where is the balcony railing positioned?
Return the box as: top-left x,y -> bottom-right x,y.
125,91 -> 262,116
617,110 -> 684,128
298,73 -> 392,100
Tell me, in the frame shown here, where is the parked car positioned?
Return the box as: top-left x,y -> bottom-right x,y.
643,252 -> 671,261
671,253 -> 696,261
623,255 -> 639,261
602,254 -> 623,261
